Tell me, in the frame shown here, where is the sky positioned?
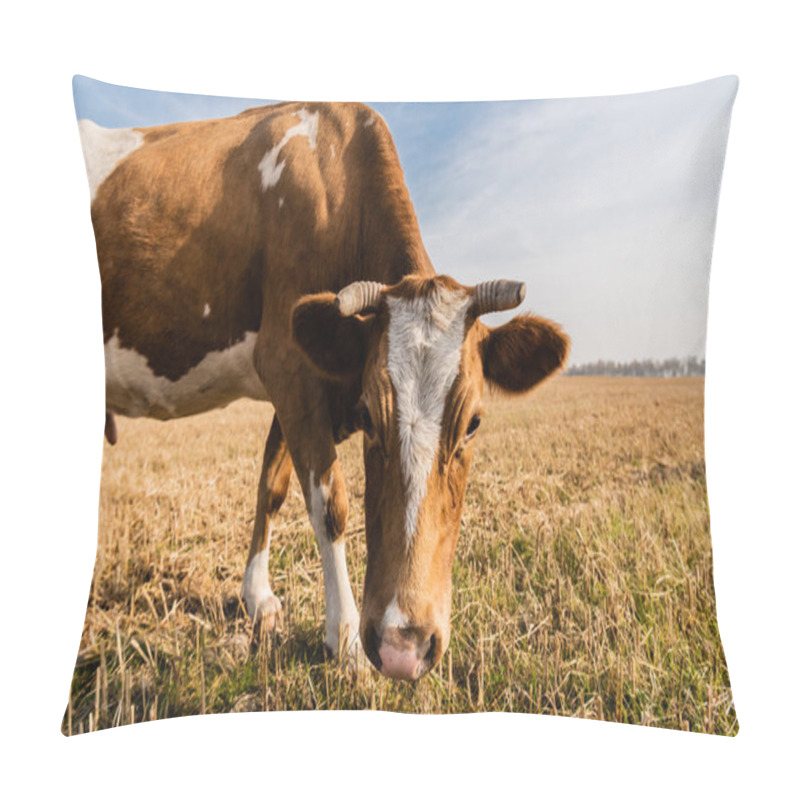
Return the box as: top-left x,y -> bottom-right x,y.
72,75 -> 738,365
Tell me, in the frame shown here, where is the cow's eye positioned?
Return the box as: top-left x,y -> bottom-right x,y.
357,405 -> 374,438
465,414 -> 481,440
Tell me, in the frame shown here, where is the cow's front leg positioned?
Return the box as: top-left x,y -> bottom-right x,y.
242,415 -> 293,628
256,329 -> 364,669
304,461 -> 363,665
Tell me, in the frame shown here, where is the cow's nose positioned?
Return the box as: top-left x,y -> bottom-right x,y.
376,626 -> 439,681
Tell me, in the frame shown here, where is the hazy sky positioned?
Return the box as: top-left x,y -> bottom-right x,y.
73,75 -> 737,365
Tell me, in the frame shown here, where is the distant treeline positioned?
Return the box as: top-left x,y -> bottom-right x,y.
566,356 -> 705,377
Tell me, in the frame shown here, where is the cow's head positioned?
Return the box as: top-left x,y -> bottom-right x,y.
292,275 -> 569,680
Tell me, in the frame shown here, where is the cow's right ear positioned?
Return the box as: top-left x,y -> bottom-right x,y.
292,292 -> 372,380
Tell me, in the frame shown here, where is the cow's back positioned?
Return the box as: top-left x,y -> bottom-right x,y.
82,102 -> 391,420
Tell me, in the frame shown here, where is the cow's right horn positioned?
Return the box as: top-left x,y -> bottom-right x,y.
472,280 -> 527,316
335,281 -> 385,316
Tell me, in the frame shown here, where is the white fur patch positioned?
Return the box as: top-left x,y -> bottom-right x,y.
242,527 -> 274,617
386,287 -> 471,544
308,470 -> 360,654
258,108 -> 319,191
380,595 -> 409,633
202,303 -> 211,318
104,330 -> 269,419
77,119 -> 144,202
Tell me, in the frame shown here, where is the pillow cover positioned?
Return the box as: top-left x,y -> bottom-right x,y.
65,75 -> 738,735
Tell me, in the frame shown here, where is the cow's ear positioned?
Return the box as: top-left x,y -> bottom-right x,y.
292,292 -> 372,380
479,314 -> 570,393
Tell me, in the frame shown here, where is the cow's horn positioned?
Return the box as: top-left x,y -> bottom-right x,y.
472,280 -> 527,316
335,281 -> 385,316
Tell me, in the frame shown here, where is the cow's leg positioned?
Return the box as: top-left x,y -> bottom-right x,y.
254,299 -> 363,667
242,415 -> 293,628
274,400 -> 362,666
304,458 -> 362,662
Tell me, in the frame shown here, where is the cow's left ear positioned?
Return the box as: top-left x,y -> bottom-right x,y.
479,314 -> 570,393
292,292 -> 372,380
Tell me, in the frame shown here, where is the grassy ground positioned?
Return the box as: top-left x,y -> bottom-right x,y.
63,376 -> 736,734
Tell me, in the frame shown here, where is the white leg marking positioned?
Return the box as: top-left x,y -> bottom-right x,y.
258,108 -> 319,190
308,470 -> 361,656
77,119 -> 144,202
242,523 -> 281,622
386,287 -> 471,544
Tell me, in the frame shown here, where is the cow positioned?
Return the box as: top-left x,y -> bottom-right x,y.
78,101 -> 569,681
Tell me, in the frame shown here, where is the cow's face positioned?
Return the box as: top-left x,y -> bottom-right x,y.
293,275 -> 569,680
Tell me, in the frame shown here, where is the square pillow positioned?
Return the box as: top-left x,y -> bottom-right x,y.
66,75 -> 738,734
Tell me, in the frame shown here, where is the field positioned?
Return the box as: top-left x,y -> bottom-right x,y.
63,376 -> 736,735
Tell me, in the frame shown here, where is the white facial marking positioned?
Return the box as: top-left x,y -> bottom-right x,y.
258,108 -> 319,191
202,303 -> 211,318
330,144 -> 336,159
381,595 -> 409,634
242,524 -> 274,618
77,119 -> 144,202
386,287 -> 471,544
308,470 -> 360,655
104,330 -> 269,419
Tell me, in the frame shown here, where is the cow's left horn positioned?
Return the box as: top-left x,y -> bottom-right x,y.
472,280 -> 527,316
335,281 -> 385,316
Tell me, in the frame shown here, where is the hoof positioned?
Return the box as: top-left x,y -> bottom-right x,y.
250,594 -> 283,633
342,643 -> 370,681
326,622 -> 368,679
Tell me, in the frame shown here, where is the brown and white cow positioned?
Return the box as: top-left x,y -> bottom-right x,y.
78,101 -> 569,680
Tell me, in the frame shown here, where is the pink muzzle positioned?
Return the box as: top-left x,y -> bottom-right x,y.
377,627 -> 435,681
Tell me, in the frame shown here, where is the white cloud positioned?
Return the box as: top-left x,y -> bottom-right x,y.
413,77 -> 738,364
74,76 -> 738,365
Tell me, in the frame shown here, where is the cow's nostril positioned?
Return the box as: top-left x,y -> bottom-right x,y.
423,632 -> 436,665
363,623 -> 382,672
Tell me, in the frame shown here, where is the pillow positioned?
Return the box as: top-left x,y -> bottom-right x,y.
66,75 -> 738,734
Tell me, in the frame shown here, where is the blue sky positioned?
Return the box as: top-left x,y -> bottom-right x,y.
73,75 -> 737,364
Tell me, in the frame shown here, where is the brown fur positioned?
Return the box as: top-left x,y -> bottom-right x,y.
293,274 -> 568,675
88,101 -> 568,677
93,102 -> 431,384
480,314 -> 570,393
247,416 -> 293,562
292,293 -> 373,380
104,412 -> 117,445
321,461 -> 350,542
383,273 -> 465,301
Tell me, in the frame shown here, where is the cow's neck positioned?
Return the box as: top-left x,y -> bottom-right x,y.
357,133 -> 436,286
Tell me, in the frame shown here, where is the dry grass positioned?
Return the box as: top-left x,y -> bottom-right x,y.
63,376 -> 736,735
